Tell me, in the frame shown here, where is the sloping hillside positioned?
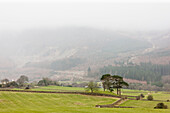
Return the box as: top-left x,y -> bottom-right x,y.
2,27 -> 169,81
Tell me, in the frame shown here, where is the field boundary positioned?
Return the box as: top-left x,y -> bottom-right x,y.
0,89 -> 122,98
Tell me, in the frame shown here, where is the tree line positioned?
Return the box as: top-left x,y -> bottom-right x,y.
0,75 -> 29,88
99,62 -> 170,83
0,76 -> 60,88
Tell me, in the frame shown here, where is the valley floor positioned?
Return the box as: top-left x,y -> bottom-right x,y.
0,86 -> 170,113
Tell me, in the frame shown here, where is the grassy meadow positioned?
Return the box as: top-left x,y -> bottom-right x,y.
28,86 -> 151,95
12,86 -> 118,96
0,86 -> 170,113
31,86 -> 85,92
0,91 -> 118,113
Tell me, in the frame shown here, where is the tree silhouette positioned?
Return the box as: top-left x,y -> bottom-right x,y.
101,74 -> 128,95
100,74 -> 112,91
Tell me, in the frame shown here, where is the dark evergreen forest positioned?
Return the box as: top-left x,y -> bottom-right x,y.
99,62 -> 170,83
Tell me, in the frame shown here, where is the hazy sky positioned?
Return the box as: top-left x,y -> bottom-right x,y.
0,0 -> 170,31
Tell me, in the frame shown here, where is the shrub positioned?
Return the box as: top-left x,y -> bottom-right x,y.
136,94 -> 145,100
136,96 -> 140,100
154,103 -> 168,109
109,88 -> 114,92
140,94 -> 145,98
66,85 -> 72,87
5,81 -> 18,88
121,96 -> 127,100
25,85 -> 30,89
147,95 -> 153,101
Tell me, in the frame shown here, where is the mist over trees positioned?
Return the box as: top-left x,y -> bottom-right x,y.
0,75 -> 28,88
51,58 -> 85,71
17,75 -> 29,87
38,78 -> 59,86
99,62 -> 170,83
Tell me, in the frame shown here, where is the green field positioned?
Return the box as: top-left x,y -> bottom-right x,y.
11,86 -> 170,100
31,86 -> 85,92
15,86 -> 145,93
0,86 -> 170,113
12,86 -> 148,92
151,92 -> 170,100
12,86 -> 170,100
12,86 -> 118,96
121,99 -> 170,108
0,91 -> 117,113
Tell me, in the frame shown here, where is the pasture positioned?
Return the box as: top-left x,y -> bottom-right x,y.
0,86 -> 169,113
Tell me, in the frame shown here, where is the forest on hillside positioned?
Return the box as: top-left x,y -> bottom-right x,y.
89,62 -> 170,86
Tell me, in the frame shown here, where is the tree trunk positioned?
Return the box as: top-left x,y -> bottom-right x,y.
119,89 -> 121,96
91,88 -> 93,93
117,88 -> 119,95
103,83 -> 105,91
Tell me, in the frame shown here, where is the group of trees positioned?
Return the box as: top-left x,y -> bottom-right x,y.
0,76 -> 61,88
85,74 -> 129,95
86,63 -> 170,91
99,62 -> 170,86
51,58 -> 85,71
100,74 -> 129,95
1,73 -> 128,96
0,75 -> 28,88
37,78 -> 59,86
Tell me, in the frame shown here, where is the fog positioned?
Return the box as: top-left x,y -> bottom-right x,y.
1,0 -> 170,80
0,1 -> 170,31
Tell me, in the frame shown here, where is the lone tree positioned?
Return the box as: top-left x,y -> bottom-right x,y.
85,81 -> 98,93
100,74 -> 128,95
17,75 -> 29,87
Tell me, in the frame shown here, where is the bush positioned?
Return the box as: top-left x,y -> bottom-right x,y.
66,85 -> 72,87
5,81 -> 19,88
25,85 -> 30,89
136,96 -> 140,100
140,94 -> 145,98
154,103 -> 168,109
136,94 -> 145,100
109,88 -> 114,92
147,95 -> 153,101
121,96 -> 127,100
38,78 -> 59,86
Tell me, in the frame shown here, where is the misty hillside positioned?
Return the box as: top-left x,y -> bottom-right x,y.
0,27 -> 151,56
0,27 -> 151,68
1,27 -> 170,81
